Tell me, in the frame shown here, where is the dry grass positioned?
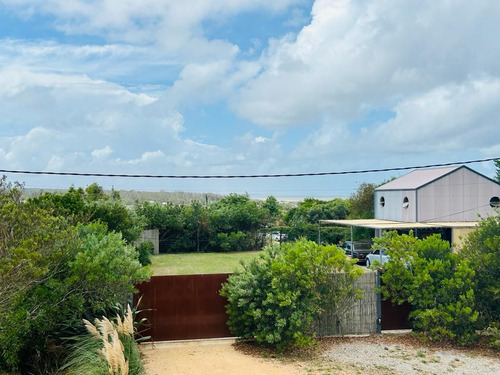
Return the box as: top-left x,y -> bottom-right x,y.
83,306 -> 136,375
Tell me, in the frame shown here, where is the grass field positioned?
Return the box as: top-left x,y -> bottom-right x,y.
150,251 -> 263,275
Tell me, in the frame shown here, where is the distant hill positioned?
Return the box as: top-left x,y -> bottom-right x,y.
23,188 -> 224,206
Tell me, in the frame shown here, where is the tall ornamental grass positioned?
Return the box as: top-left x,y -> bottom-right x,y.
62,305 -> 144,375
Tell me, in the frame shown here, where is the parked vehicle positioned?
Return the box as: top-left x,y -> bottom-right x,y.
341,240 -> 372,265
270,231 -> 287,242
366,248 -> 390,267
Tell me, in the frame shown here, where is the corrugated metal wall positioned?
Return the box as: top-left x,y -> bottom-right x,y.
375,190 -> 417,222
418,167 -> 500,221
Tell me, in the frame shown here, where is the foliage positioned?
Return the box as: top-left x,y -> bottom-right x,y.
377,231 -> 479,345
262,196 -> 282,225
482,323 -> 500,350
0,176 -> 151,372
63,305 -> 144,375
348,182 -> 377,239
220,239 -> 362,351
0,191 -> 77,315
283,198 -> 349,226
348,183 -> 377,219
29,183 -> 145,244
137,241 -> 154,266
281,198 -> 349,245
278,224 -> 348,245
136,194 -> 268,253
460,214 -> 500,328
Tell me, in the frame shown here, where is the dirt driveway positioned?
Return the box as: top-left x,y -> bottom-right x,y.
140,334 -> 500,375
140,338 -> 304,375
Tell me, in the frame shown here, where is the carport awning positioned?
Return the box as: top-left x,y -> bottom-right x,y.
319,219 -> 479,230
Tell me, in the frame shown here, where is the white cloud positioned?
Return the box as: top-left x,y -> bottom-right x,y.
91,146 -> 113,159
2,0 -> 303,60
0,66 -> 290,181
290,78 -> 500,170
232,0 -> 500,128
254,136 -> 269,143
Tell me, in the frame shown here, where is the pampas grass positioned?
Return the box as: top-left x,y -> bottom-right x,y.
62,305 -> 144,375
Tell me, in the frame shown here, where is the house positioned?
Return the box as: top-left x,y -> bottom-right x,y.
320,165 -> 500,250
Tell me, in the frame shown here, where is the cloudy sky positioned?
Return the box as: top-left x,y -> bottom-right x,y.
0,0 -> 499,199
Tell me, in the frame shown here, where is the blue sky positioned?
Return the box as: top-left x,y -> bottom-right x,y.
0,0 -> 499,199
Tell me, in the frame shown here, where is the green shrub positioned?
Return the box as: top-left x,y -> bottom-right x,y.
378,232 -> 479,345
482,323 -> 500,350
460,214 -> 500,327
220,239 -> 362,351
137,241 -> 154,266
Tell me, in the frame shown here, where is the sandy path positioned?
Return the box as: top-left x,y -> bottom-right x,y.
140,339 -> 306,375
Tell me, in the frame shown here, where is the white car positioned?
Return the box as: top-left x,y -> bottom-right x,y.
365,249 -> 390,267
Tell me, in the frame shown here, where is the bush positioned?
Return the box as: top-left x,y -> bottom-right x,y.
137,241 -> 154,266
0,222 -> 151,372
377,232 -> 479,345
220,239 -> 362,351
460,214 -> 500,327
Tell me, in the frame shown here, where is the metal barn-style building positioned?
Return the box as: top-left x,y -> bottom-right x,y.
374,165 -> 500,223
321,165 -> 500,250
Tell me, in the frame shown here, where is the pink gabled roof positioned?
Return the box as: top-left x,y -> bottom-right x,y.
376,166 -> 460,190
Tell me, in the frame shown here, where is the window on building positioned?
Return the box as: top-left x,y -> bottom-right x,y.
379,196 -> 385,207
490,196 -> 500,208
402,197 -> 409,209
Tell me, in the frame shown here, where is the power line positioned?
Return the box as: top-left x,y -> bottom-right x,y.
0,157 -> 498,179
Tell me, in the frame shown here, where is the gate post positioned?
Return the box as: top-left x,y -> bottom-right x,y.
376,270 -> 382,334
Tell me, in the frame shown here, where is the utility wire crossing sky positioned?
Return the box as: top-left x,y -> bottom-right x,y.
1,1 -> 500,197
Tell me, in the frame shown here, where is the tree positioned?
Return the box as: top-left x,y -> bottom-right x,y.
282,198 -> 349,244
220,239 -> 362,350
262,195 -> 281,225
208,194 -> 266,251
30,184 -> 144,244
0,221 -> 151,371
0,185 -> 76,316
284,198 -> 349,226
348,183 -> 377,219
377,231 -> 478,345
460,214 -> 500,326
348,183 -> 377,239
0,178 -> 151,372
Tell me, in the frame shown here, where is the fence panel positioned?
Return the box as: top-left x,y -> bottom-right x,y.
317,271 -> 378,336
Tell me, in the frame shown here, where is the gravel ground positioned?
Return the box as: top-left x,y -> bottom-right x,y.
319,334 -> 500,375
141,333 -> 500,375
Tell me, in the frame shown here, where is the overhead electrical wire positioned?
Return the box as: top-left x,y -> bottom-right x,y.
0,157 -> 498,179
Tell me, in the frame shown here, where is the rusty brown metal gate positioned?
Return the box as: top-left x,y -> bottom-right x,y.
381,300 -> 412,330
134,274 -> 232,341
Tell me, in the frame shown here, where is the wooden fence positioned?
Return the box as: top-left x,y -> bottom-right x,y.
317,271 -> 378,336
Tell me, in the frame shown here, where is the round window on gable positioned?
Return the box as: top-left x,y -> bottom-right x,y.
490,196 -> 500,208
402,197 -> 410,209
380,196 -> 385,207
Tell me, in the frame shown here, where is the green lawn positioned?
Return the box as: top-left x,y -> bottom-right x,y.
150,251 -> 262,275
